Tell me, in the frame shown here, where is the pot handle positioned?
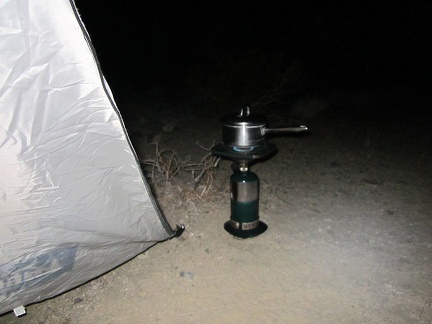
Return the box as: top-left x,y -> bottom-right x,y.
263,125 -> 308,134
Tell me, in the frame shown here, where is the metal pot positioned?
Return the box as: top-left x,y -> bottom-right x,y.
222,107 -> 308,148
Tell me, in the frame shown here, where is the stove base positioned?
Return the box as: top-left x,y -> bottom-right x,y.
224,220 -> 268,239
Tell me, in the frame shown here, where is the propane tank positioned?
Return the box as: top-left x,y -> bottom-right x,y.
224,163 -> 267,238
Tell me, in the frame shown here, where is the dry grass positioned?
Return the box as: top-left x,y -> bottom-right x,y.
140,142 -> 226,202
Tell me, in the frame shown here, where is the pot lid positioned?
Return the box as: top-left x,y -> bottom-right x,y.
222,107 -> 268,127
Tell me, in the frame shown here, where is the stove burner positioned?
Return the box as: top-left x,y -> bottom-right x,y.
232,146 -> 257,153
211,142 -> 276,163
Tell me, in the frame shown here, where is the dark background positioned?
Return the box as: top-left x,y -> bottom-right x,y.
74,1 -> 432,122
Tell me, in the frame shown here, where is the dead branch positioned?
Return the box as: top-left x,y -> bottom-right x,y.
140,140 -> 223,198
250,60 -> 304,109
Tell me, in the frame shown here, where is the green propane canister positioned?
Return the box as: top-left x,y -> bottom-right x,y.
225,164 -> 268,238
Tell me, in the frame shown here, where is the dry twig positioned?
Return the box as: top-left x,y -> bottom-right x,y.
140,141 -> 222,199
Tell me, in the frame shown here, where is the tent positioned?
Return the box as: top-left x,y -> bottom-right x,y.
0,0 -> 177,315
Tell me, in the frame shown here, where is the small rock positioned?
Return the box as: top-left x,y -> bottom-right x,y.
73,297 -> 83,304
180,271 -> 195,279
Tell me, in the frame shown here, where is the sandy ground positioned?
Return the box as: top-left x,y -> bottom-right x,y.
1,93 -> 432,323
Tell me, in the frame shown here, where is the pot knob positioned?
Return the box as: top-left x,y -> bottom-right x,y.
238,106 -> 250,117
223,107 -> 267,127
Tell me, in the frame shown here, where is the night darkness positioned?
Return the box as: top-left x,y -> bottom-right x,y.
74,1 -> 432,123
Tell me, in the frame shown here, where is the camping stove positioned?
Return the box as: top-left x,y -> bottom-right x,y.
212,107 -> 308,238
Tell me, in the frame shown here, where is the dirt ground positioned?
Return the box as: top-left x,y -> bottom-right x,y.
1,92 -> 432,324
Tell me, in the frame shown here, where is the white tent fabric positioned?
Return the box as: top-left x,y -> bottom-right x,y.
0,0 -> 174,315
